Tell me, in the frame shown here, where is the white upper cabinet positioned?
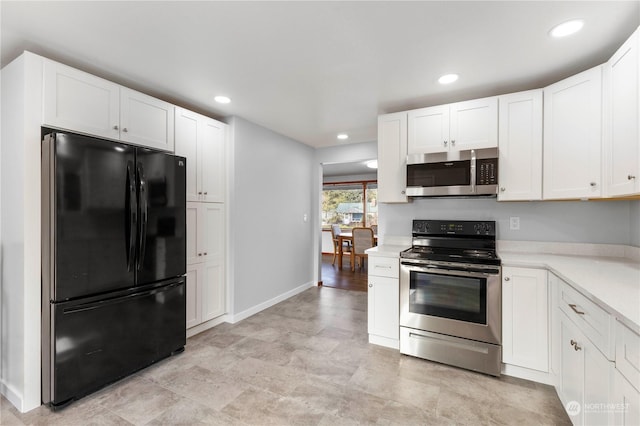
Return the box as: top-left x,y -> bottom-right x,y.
604,27 -> 640,197
175,107 -> 226,203
43,59 -> 120,140
377,112 -> 408,203
543,65 -> 603,199
498,90 -> 543,201
43,58 -> 175,151
408,97 -> 498,154
119,87 -> 174,152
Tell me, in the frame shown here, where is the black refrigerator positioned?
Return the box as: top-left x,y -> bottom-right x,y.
41,131 -> 187,409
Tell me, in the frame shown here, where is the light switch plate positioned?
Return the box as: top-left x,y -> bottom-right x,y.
510,217 -> 520,230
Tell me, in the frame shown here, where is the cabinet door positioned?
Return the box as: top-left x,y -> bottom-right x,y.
200,118 -> 226,202
175,108 -> 201,202
202,261 -> 225,322
549,273 -> 562,384
561,317 -> 585,425
498,90 -> 543,201
120,87 -> 175,152
502,267 -> 548,372
407,105 -> 449,154
378,112 -> 408,203
185,263 -> 203,329
202,203 -> 224,263
186,202 -> 203,265
583,338 -> 614,426
449,97 -> 498,151
606,28 -> 640,197
544,66 -> 603,199
613,369 -> 640,426
367,275 -> 399,339
43,59 -> 120,140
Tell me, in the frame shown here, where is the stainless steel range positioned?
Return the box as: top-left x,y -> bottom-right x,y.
399,219 -> 502,376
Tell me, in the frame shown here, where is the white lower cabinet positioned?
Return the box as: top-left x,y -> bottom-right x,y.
613,320 -> 640,425
186,263 -> 203,329
502,266 -> 549,372
367,254 -> 399,349
613,369 -> 640,426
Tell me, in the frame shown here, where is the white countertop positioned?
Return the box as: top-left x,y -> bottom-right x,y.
500,251 -> 640,334
366,244 -> 409,258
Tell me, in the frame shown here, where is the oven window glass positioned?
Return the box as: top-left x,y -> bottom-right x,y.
409,270 -> 486,324
407,160 -> 470,187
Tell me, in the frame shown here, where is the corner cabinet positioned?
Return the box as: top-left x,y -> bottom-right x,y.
43,59 -> 175,151
604,27 -> 640,197
497,90 -> 543,201
377,112 -> 408,203
367,254 -> 400,349
543,66 -> 603,199
613,321 -> 640,425
407,96 -> 498,154
175,107 -> 226,202
501,267 -> 549,373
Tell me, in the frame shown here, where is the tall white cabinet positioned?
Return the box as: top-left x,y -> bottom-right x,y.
176,110 -> 228,331
377,112 -> 408,203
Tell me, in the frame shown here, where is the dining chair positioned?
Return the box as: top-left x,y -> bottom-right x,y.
351,227 -> 375,271
331,224 -> 351,266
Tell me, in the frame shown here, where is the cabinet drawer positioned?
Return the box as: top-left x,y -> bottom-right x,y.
368,256 -> 399,278
559,280 -> 614,360
616,321 -> 640,392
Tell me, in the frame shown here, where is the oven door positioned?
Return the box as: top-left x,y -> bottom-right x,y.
400,262 -> 501,345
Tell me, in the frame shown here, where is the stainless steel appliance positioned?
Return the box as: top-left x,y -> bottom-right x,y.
41,131 -> 187,409
399,219 -> 502,376
406,149 -> 498,197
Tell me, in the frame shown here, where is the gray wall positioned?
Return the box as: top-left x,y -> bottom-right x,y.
631,200 -> 640,247
228,117 -> 315,315
380,198 -> 636,245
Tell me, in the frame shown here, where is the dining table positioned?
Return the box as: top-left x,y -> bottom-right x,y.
337,232 -> 378,270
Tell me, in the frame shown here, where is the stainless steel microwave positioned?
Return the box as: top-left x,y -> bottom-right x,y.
406,149 -> 498,197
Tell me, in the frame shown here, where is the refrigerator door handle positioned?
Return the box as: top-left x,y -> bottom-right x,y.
137,162 -> 148,271
126,162 -> 137,272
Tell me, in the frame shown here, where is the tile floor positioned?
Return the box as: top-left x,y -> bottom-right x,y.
1,286 -> 571,425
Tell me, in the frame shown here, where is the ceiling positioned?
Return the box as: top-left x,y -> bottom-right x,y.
2,1 -> 639,149
323,160 -> 377,178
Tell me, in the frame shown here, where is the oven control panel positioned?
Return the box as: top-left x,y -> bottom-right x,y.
412,220 -> 495,236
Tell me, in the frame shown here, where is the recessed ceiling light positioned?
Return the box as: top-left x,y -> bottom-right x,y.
366,160 -> 378,169
337,133 -> 349,140
214,95 -> 231,104
550,19 -> 584,38
438,74 -> 459,85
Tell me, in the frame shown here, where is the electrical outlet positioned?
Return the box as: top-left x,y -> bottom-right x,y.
303,213 -> 308,222
510,217 -> 520,230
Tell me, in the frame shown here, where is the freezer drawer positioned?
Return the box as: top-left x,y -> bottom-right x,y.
43,279 -> 186,408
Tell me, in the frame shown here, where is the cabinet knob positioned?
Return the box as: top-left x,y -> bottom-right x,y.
204,192 -> 208,195
198,192 -> 203,195
122,127 -> 128,133
451,140 -> 455,146
504,277 -> 510,281
500,187 -> 506,192
444,140 -> 448,146
629,175 -> 636,180
368,283 -> 373,288
113,125 -> 119,130
198,253 -> 202,256
401,190 -> 406,195
204,252 -> 208,256
590,182 -> 597,187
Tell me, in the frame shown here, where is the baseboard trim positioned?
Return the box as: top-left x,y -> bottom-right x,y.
501,363 -> 554,386
1,380 -> 25,413
228,281 -> 315,324
369,334 -> 400,350
186,315 -> 229,338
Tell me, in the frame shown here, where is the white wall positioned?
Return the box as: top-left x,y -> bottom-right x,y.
631,200 -> 640,247
228,117 -> 315,317
380,198 -> 635,245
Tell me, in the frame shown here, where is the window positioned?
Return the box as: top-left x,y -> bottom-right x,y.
322,181 -> 377,229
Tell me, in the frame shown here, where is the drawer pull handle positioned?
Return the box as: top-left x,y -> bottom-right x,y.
375,265 -> 391,269
569,304 -> 585,315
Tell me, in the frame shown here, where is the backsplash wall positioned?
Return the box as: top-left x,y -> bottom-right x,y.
379,198 -> 636,246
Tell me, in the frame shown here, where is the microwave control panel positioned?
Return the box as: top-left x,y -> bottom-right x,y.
476,159 -> 498,185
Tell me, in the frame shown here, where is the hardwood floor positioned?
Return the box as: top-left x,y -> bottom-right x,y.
320,253 -> 368,292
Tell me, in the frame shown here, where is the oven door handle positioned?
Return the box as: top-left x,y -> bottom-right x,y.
401,262 -> 499,278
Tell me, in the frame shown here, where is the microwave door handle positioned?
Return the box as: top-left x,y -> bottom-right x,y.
470,150 -> 477,194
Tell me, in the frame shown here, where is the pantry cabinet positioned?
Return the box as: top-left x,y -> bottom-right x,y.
407,97 -> 498,154
377,112 -> 408,203
502,267 -> 549,372
543,66 -> 603,199
175,107 -> 226,203
604,27 -> 640,197
367,254 -> 400,349
497,90 -> 543,201
186,202 -> 226,327
43,58 -> 175,151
